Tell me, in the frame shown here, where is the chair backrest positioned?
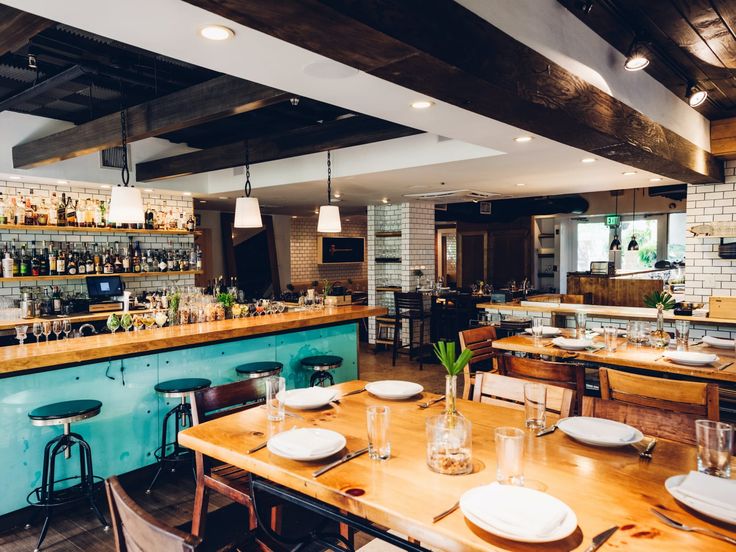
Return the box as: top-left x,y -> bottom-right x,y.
582,397 -> 702,445
191,378 -> 267,425
459,325 -> 497,370
394,292 -> 426,319
599,368 -> 719,420
106,476 -> 202,552
499,355 -> 585,412
473,372 -> 574,417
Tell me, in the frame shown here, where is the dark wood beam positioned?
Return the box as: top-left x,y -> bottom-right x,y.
184,0 -> 723,184
0,6 -> 53,58
12,75 -> 290,169
135,116 -> 420,181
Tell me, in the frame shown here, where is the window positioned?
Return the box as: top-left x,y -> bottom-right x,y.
619,218 -> 658,270
667,212 -> 686,261
576,221 -> 610,271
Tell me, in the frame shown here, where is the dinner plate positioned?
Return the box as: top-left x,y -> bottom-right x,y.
551,337 -> 594,351
279,387 -> 337,410
663,351 -> 719,366
703,336 -> 735,350
365,380 -> 424,400
524,326 -> 561,337
557,417 -> 643,447
267,428 -> 346,461
665,474 -> 736,526
460,483 -> 577,543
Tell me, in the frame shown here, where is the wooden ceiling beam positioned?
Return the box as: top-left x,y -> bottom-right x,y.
135,116 -> 421,181
0,6 -> 54,58
183,0 -> 723,184
711,117 -> 736,159
12,75 -> 290,169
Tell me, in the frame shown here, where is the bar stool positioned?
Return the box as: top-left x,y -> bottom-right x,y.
235,361 -> 283,379
146,378 -> 211,494
301,355 -> 343,387
26,399 -> 108,552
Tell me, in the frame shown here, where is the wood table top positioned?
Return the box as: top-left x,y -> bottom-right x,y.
0,305 -> 386,377
492,332 -> 736,383
178,380 -> 736,551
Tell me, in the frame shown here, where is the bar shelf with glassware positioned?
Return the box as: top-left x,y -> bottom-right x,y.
0,223 -> 192,235
0,270 -> 203,282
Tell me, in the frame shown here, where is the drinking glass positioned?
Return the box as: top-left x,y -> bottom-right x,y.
107,313 -> 120,335
41,321 -> 51,343
495,427 -> 524,485
51,320 -> 62,341
604,326 -> 619,353
523,383 -> 546,430
695,420 -> 733,478
120,313 -> 133,334
32,322 -> 42,344
675,320 -> 690,351
575,311 -> 587,338
531,318 -> 544,342
155,311 -> 168,328
265,376 -> 285,422
15,325 -> 28,345
425,415 -> 472,474
62,319 -> 72,339
367,405 -> 391,460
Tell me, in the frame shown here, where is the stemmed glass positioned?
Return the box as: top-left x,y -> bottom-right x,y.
107,313 -> 120,335
155,310 -> 168,328
120,313 -> 133,334
144,314 -> 156,331
62,319 -> 72,339
52,320 -> 62,341
15,325 -> 28,345
32,322 -> 42,344
41,321 -> 51,343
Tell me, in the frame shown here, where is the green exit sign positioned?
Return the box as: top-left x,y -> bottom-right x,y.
606,214 -> 621,228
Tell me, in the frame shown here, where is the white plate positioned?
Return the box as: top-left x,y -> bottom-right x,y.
365,380 -> 424,400
703,336 -> 735,350
557,417 -> 643,447
460,484 -> 577,543
267,428 -> 346,461
665,475 -> 736,526
524,326 -> 561,337
279,387 -> 337,410
551,337 -> 594,351
663,351 -> 719,366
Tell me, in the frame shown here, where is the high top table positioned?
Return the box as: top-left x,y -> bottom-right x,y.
178,380 -> 736,551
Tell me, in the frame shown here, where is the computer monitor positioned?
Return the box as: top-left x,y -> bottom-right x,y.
86,275 -> 124,301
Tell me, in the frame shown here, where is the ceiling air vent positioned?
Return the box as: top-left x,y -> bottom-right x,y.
434,203 -> 448,211
479,202 -> 492,215
404,189 -> 502,203
100,145 -> 129,169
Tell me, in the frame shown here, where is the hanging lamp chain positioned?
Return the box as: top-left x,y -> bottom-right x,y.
120,109 -> 130,187
327,150 -> 332,205
244,143 -> 251,198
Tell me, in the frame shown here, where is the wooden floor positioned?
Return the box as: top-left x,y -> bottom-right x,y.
0,344 -> 444,552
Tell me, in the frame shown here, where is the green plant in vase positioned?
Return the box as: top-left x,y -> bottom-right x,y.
433,340 -> 473,417
643,291 -> 673,348
643,290 -> 676,310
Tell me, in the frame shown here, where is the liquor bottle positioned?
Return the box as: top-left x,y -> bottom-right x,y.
67,248 -> 77,275
186,213 -> 195,232
30,242 -> 40,276
11,244 -> 19,277
122,239 -> 132,273
157,250 -> 167,272
103,250 -> 113,274
19,245 -> 30,276
142,249 -> 151,272
0,193 -> 6,225
166,248 -> 175,271
77,248 -> 86,275
57,193 -> 67,227
51,286 -> 61,314
189,246 -> 196,270
93,244 -> 101,274
48,242 -> 57,276
133,241 -> 141,273
67,199 -> 78,227
145,206 -> 155,230
49,193 -> 58,226
39,241 -> 49,276
196,245 -> 202,271
2,249 -> 12,278
37,198 -> 49,225
180,250 -> 189,271
113,244 -> 123,273
98,200 -> 106,228
24,194 -> 35,225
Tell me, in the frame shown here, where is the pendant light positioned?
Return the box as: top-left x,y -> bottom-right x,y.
610,190 -> 621,251
627,188 -> 639,251
233,142 -> 262,228
317,151 -> 341,233
108,109 -> 144,224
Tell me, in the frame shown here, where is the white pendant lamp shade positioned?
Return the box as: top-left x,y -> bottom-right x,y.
108,185 -> 144,224
234,196 -> 263,228
317,204 -> 341,233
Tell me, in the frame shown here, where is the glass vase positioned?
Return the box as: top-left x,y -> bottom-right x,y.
426,414 -> 472,475
444,374 -> 459,417
648,304 -> 671,348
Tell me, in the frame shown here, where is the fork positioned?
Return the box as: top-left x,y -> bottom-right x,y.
418,395 -> 445,409
433,500 -> 459,523
651,508 -> 736,545
638,438 -> 657,460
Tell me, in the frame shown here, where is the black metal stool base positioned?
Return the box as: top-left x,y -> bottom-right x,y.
146,401 -> 195,494
309,371 -> 335,387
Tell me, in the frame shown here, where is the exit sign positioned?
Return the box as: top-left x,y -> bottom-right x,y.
606,214 -> 621,227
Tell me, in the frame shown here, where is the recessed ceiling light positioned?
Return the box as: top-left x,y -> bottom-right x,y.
101,184 -> 111,189
292,215 -> 298,219
411,100 -> 434,109
622,171 -> 637,176
143,188 -> 153,192
516,183 -> 526,187
57,179 -> 68,184
624,40 -> 649,72
333,192 -> 341,198
686,83 -> 708,107
9,176 -> 21,180
381,198 -> 389,204
182,191 -> 192,196
581,158 -> 596,164
218,196 -> 227,200
346,218 -> 351,222
199,200 -> 207,204
649,177 -> 662,182
199,25 -> 234,41
514,136 -> 533,143
314,209 -> 319,214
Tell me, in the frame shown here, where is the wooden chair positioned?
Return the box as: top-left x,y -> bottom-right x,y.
499,355 -> 585,414
106,475 -> 202,552
472,372 -> 574,417
459,325 -> 498,400
190,378 -> 267,538
599,368 -> 720,420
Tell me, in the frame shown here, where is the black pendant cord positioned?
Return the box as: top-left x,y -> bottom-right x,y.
327,150 -> 332,205
120,109 -> 130,187
244,143 -> 251,198
632,188 -> 636,236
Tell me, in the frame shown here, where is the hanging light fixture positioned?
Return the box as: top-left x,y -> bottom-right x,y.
233,142 -> 262,228
686,82 -> 708,107
317,151 -> 341,233
610,190 -> 621,251
624,39 -> 649,71
628,188 -> 639,251
108,109 -> 144,224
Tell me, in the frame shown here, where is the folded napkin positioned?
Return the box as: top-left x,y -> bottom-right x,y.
563,418 -> 635,442
585,343 -> 606,352
552,338 -> 593,349
270,429 -> 341,457
465,483 -> 567,538
675,471 -> 736,514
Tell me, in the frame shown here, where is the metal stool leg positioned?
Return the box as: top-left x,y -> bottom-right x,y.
77,437 -> 108,528
147,401 -> 177,494
35,436 -> 66,551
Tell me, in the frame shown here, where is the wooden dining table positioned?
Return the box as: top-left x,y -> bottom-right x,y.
178,380 -> 736,551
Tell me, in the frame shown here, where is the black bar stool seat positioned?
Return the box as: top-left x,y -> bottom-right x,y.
301,355 -> 343,387
154,378 -> 211,397
235,361 -> 283,379
26,400 -> 108,552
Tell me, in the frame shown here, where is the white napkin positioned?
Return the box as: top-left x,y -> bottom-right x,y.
282,388 -> 334,408
524,326 -> 560,336
703,336 -> 735,348
269,429 -> 342,458
552,337 -> 593,349
675,471 -> 736,514
562,418 -> 635,442
464,483 -> 567,538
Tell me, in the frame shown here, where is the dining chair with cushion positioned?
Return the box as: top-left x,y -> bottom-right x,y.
106,475 -> 202,552
472,372 -> 574,417
598,368 -> 720,420
459,325 -> 499,400
498,355 -> 585,414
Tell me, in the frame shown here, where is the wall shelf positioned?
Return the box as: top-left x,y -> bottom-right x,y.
1,270 -> 202,282
375,257 -> 401,263
375,231 -> 402,238
375,286 -> 401,292
0,224 -> 193,236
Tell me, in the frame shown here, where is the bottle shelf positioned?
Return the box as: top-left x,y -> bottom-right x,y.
0,223 -> 193,236
376,286 -> 401,292
375,231 -> 402,238
1,270 -> 203,282
375,257 -> 402,263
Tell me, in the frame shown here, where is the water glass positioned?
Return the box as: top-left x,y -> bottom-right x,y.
575,311 -> 587,338
531,318 -> 544,341
367,406 -> 391,460
265,376 -> 285,422
15,325 -> 28,346
695,420 -> 733,478
495,427 -> 525,485
675,320 -> 690,351
604,326 -> 619,353
523,383 -> 546,430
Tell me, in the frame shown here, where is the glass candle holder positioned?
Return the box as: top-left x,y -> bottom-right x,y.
426,414 -> 472,475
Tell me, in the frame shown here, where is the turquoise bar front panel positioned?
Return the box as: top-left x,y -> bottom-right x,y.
0,322 -> 358,516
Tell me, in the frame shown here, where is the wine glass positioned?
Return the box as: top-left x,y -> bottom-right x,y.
132,314 -> 144,332
144,314 -> 155,330
107,313 -> 120,335
32,322 -> 42,344
121,313 -> 133,334
154,310 -> 168,328
41,321 -> 51,343
62,319 -> 72,339
15,325 -> 28,345
52,320 -> 62,341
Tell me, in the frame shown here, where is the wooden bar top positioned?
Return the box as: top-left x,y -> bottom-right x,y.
179,380 -> 736,551
0,305 -> 386,377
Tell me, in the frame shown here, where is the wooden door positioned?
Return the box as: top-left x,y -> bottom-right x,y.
458,231 -> 487,287
489,228 -> 531,288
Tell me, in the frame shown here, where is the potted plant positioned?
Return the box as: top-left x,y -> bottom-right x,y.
433,340 -> 473,417
216,292 -> 236,319
643,291 -> 674,348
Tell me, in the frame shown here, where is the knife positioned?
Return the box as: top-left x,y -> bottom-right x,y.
339,387 -> 366,398
313,447 -> 370,477
583,526 -> 618,552
536,424 -> 557,437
